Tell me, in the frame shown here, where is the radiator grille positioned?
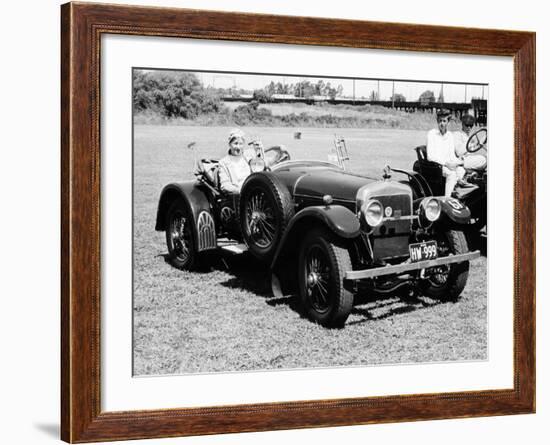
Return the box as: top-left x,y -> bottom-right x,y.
371,194 -> 412,260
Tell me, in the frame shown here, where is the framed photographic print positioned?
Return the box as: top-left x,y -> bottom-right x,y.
61,2 -> 535,442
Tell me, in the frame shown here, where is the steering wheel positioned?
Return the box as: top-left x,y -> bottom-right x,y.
466,128 -> 487,153
264,146 -> 291,166
248,146 -> 291,172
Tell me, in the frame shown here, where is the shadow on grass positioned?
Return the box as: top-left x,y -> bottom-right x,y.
215,253 -> 272,296
211,252 -> 447,326
159,252 -> 237,274
214,253 -> 308,316
348,295 -> 443,326
265,295 -> 302,314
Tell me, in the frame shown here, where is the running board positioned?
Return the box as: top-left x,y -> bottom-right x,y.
219,243 -> 248,254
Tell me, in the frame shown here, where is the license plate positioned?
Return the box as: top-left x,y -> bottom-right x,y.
409,241 -> 438,263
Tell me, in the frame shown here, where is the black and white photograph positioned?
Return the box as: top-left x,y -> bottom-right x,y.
3,0 -> 545,443
132,69 -> 488,376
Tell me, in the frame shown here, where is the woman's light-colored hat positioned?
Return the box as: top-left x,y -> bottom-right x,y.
228,128 -> 245,143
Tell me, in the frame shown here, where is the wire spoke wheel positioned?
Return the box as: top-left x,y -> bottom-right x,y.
239,172 -> 295,261
165,198 -> 198,270
420,230 -> 470,301
298,228 -> 354,328
426,235 -> 451,288
169,211 -> 191,264
245,189 -> 277,248
305,246 -> 332,314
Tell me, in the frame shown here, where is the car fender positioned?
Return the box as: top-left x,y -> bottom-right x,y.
270,205 -> 360,270
155,181 -> 217,251
438,197 -> 471,225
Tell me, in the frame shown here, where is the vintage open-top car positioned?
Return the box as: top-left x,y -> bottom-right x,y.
155,137 -> 480,328
412,127 -> 487,231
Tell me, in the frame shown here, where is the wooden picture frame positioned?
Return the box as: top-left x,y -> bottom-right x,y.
61,2 -> 535,442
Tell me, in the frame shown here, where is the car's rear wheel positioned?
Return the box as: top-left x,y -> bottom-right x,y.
420,229 -> 470,301
298,228 -> 354,328
239,172 -> 294,261
165,198 -> 199,270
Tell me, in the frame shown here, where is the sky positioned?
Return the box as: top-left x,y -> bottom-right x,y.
194,71 -> 487,103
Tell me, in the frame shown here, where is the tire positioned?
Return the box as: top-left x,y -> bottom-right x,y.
165,198 -> 199,270
298,228 -> 354,328
419,229 -> 470,301
239,172 -> 295,261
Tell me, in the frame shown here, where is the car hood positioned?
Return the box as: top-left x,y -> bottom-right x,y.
272,162 -> 376,202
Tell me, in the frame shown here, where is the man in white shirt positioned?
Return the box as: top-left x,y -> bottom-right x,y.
426,109 -> 465,197
453,113 -> 487,171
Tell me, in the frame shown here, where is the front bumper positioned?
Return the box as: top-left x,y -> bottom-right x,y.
345,251 -> 480,280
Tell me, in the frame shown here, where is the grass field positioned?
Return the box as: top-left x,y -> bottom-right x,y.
133,125 -> 487,376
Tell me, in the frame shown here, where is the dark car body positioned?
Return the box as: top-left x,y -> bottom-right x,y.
156,149 -> 479,327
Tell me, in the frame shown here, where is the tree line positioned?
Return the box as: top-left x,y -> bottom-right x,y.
251,79 -> 345,103
133,70 -> 451,121
133,70 -> 225,119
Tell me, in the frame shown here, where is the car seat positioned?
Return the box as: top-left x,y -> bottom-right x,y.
413,145 -> 445,196
196,159 -> 220,190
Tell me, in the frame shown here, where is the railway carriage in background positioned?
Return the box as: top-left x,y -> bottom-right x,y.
155,137 -> 480,328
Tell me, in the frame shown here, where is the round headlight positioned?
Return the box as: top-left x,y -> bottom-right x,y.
421,197 -> 441,222
362,199 -> 384,227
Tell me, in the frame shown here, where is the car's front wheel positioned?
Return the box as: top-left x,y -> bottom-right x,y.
298,228 -> 354,328
420,229 -> 470,301
165,198 -> 199,270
